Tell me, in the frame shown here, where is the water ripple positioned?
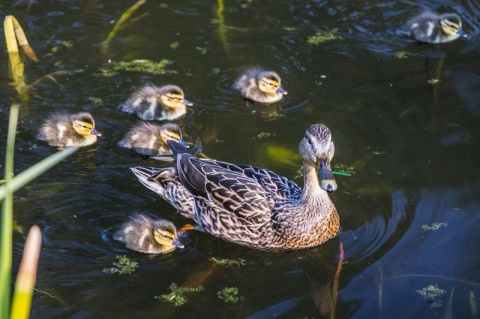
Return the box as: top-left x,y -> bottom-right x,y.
341,190 -> 408,264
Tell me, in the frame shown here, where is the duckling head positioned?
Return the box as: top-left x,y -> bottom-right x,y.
159,123 -> 188,147
257,71 -> 288,96
159,85 -> 193,110
439,13 -> 467,38
152,220 -> 184,250
71,113 -> 102,137
299,124 -> 337,193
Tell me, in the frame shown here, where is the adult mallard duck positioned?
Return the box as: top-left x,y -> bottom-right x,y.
113,213 -> 185,254
234,68 -> 287,104
118,122 -> 188,158
37,112 -> 101,148
131,123 -> 339,251
405,11 -> 468,43
118,84 -> 192,121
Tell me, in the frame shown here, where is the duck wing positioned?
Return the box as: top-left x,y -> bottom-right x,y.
175,153 -> 273,223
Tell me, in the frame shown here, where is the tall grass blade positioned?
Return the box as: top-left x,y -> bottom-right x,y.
10,226 -> 42,319
0,146 -> 79,202
0,103 -> 19,319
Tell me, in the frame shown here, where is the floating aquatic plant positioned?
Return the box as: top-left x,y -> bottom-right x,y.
96,59 -> 174,77
417,284 -> 446,308
209,257 -> 246,267
307,28 -> 342,45
394,51 -> 416,59
333,164 -> 356,176
422,222 -> 448,231
155,283 -> 205,307
253,132 -> 273,140
103,255 -> 138,275
48,41 -> 73,55
217,287 -> 243,303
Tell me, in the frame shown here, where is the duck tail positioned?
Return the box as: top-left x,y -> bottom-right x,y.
167,139 -> 189,156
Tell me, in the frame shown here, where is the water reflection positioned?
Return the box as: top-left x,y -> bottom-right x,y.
338,185 -> 480,318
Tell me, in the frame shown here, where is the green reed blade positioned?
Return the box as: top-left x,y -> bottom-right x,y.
1,103 -> 19,319
0,146 -> 79,202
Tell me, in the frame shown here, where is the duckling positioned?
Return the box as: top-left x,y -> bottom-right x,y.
118,122 -> 188,157
234,68 -> 287,104
405,11 -> 468,43
37,112 -> 101,148
118,84 -> 192,121
113,213 -> 184,254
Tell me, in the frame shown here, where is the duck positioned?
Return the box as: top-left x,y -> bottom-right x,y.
234,68 -> 287,104
113,213 -> 185,254
37,112 -> 101,148
118,84 -> 192,121
118,122 -> 188,158
404,11 -> 468,43
130,123 -> 339,251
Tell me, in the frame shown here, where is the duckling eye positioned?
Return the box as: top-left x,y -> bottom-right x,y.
166,94 -> 182,102
263,80 -> 277,88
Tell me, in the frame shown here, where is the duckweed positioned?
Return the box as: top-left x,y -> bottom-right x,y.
155,283 -> 205,307
209,257 -> 246,267
102,255 -> 138,275
97,59 -> 174,77
394,51 -> 416,59
422,222 -> 448,231
307,28 -> 342,45
217,287 -> 244,303
333,164 -> 356,176
417,284 -> 446,308
49,41 -> 73,55
253,132 -> 273,139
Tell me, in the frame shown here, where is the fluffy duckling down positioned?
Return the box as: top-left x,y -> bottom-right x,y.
114,213 -> 184,254
234,68 -> 287,104
118,84 -> 192,121
118,122 -> 188,157
405,11 -> 468,43
37,112 -> 101,148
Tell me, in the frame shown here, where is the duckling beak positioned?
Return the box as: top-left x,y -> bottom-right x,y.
91,128 -> 102,136
173,238 -> 184,249
318,157 -> 337,193
277,87 -> 288,95
182,99 -> 193,106
457,28 -> 469,39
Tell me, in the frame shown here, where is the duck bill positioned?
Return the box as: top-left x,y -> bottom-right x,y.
182,99 -> 193,106
173,238 -> 184,249
318,157 -> 337,193
178,138 -> 189,148
91,128 -> 102,136
277,86 -> 288,95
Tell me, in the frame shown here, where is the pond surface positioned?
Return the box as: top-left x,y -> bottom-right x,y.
1,0 -> 480,318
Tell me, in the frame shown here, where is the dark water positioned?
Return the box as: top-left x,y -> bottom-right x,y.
1,0 -> 480,318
